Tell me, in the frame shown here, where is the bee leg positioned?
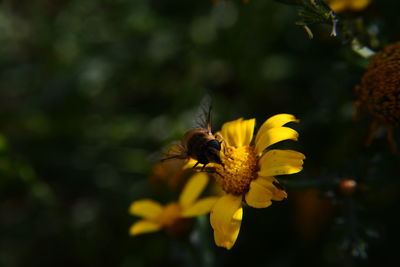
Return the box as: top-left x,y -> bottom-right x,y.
192,161 -> 200,169
201,163 -> 207,171
213,170 -> 223,178
214,132 -> 226,153
202,166 -> 224,178
192,163 -> 210,173
214,133 -> 232,159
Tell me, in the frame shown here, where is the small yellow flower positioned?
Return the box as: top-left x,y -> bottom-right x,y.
129,173 -> 218,237
325,0 -> 371,13
208,114 -> 305,249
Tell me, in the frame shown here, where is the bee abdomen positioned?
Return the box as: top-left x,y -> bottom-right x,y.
186,133 -> 210,162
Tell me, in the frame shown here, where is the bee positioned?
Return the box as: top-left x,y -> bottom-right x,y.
162,99 -> 224,171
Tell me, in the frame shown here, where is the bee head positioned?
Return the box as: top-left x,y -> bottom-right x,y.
205,139 -> 223,165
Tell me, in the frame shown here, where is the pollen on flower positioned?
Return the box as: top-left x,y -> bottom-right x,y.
212,145 -> 259,195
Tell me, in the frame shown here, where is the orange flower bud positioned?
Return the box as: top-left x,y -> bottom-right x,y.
338,179 -> 357,196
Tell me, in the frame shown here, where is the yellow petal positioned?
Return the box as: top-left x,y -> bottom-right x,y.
179,172 -> 209,208
210,195 -> 242,232
258,149 -> 305,177
245,180 -> 273,208
255,127 -> 299,155
129,220 -> 162,235
255,114 -> 299,145
213,216 -> 242,250
212,208 -> 242,250
129,199 -> 163,220
210,194 -> 243,250
181,197 -> 219,217
220,118 -> 255,147
256,176 -> 288,201
232,208 -> 243,221
263,149 -> 306,160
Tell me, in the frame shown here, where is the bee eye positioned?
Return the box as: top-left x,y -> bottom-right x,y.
207,139 -> 221,151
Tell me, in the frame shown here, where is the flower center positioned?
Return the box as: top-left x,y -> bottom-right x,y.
212,145 -> 259,195
159,203 -> 182,228
159,203 -> 193,238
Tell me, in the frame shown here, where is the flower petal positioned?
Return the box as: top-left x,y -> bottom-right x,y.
210,195 -> 242,232
179,172 -> 209,208
181,197 -> 219,217
255,127 -> 299,155
210,194 -> 243,250
245,180 -> 273,208
255,114 -> 299,145
258,149 -> 305,177
256,176 -> 288,201
220,118 -> 255,147
129,199 -> 163,220
263,149 -> 306,160
212,209 -> 242,250
129,220 -> 162,235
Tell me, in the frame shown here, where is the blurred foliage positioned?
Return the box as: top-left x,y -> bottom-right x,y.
1,0 -> 399,266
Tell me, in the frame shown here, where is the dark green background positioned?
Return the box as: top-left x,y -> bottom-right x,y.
1,0 -> 399,266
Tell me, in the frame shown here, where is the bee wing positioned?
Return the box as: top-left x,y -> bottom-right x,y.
193,95 -> 212,134
158,142 -> 188,162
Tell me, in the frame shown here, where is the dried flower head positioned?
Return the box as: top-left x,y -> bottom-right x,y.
355,41 -> 400,152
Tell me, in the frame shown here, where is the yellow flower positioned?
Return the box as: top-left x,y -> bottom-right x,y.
325,0 -> 371,13
208,114 -> 305,249
129,173 -> 218,237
